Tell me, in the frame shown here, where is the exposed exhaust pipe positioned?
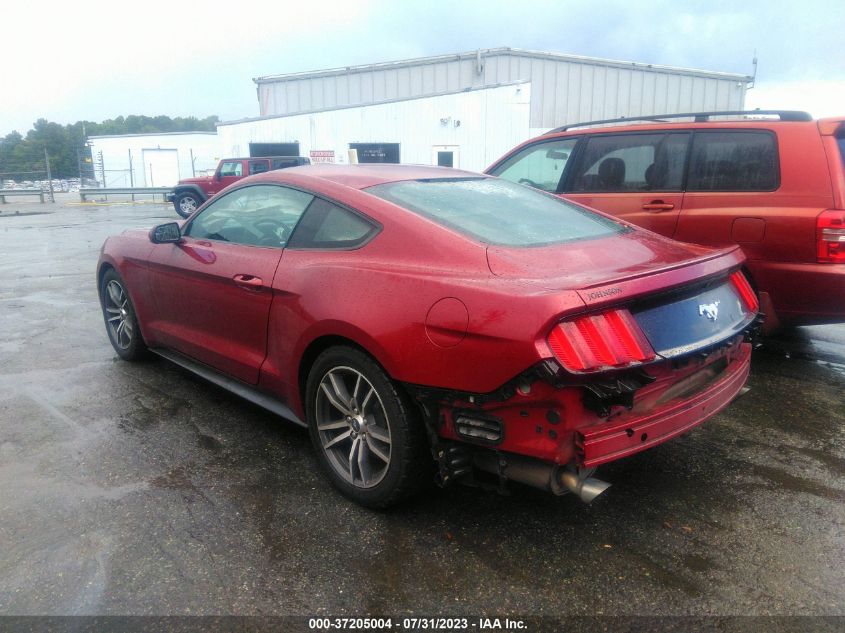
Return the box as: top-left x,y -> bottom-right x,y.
557,469 -> 612,503
472,451 -> 610,503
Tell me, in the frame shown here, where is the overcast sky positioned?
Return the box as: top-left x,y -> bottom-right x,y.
2,0 -> 843,136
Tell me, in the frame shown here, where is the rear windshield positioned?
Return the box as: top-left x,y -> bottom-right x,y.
366,177 -> 625,247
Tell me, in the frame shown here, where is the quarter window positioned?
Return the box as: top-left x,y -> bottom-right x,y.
571,133 -> 689,192
687,132 -> 778,191
186,185 -> 314,248
490,138 -> 577,192
288,198 -> 377,249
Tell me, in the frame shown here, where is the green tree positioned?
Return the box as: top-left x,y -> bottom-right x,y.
1,114 -> 219,179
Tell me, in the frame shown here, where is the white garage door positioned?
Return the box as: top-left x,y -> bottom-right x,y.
142,149 -> 180,187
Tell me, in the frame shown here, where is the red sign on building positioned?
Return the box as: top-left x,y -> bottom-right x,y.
309,150 -> 336,164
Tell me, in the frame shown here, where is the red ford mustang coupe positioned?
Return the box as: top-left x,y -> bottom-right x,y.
98,165 -> 758,507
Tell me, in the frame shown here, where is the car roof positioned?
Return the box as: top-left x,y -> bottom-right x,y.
266,163 -> 484,190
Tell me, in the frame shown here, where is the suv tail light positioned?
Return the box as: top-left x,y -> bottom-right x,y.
729,270 -> 759,313
548,308 -> 655,373
817,209 -> 845,263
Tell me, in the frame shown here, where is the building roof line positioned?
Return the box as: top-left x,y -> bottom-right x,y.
87,131 -> 218,139
252,46 -> 751,85
218,80 -> 531,126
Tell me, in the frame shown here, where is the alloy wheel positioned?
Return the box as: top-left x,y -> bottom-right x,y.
104,279 -> 134,350
315,366 -> 392,488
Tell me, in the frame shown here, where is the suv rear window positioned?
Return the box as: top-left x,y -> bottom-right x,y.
367,177 -> 625,247
687,131 -> 778,191
837,136 -> 845,171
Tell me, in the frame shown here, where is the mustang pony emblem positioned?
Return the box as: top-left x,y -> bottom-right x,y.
698,300 -> 720,321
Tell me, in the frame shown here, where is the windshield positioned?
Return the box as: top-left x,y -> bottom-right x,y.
366,177 -> 625,247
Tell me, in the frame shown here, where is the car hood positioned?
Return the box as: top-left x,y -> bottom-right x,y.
486,230 -> 745,308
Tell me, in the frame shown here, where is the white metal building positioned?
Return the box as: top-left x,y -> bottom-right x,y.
218,82 -> 531,173
218,48 -> 751,172
254,47 -> 751,137
87,48 -> 752,181
87,132 -> 219,188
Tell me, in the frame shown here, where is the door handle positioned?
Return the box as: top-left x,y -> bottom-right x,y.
233,274 -> 265,290
642,201 -> 675,212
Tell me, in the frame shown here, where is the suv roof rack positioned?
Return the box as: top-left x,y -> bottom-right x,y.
547,110 -> 813,134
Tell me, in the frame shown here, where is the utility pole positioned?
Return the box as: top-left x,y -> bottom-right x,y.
44,148 -> 55,203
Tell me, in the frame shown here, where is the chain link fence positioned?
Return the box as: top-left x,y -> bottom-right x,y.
0,161 -> 55,201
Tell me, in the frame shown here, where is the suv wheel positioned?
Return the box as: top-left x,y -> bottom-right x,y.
305,346 -> 431,508
174,191 -> 200,218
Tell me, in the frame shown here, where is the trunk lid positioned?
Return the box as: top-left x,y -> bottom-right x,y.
487,230 -> 752,360
486,229 -> 742,298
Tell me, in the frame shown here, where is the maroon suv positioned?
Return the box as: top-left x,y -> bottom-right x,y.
487,110 -> 845,330
168,156 -> 310,218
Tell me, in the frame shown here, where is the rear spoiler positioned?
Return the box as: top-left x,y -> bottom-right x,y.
576,247 -> 745,310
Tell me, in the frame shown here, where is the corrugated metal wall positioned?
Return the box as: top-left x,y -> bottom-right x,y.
220,83 -> 531,173
257,50 -> 748,132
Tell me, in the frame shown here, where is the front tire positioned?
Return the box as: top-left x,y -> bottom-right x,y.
100,269 -> 148,361
174,191 -> 201,218
305,346 -> 431,508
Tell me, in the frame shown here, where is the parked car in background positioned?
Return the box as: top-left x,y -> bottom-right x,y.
487,111 -> 845,330
168,155 -> 311,218
99,165 -> 758,507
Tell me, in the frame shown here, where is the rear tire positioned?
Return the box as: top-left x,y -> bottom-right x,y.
174,191 -> 201,218
305,345 -> 431,508
100,269 -> 148,361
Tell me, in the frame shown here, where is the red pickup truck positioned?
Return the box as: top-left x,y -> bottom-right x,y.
168,156 -> 310,217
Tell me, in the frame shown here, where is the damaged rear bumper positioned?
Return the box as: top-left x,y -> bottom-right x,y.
575,341 -> 751,467
412,336 -> 752,492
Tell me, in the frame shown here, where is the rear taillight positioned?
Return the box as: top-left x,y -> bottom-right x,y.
547,308 -> 655,373
817,209 -> 845,263
729,270 -> 759,314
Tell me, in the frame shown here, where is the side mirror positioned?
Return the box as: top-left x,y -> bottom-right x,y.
150,222 -> 182,244
215,171 -> 223,181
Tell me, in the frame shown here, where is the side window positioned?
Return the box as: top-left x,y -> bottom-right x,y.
271,158 -> 297,169
219,161 -> 243,177
288,198 -> 378,249
687,131 -> 778,191
489,138 -> 578,192
248,160 -> 270,175
571,133 -> 688,192
186,185 -> 314,247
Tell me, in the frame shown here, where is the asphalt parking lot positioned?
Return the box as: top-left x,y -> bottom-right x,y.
0,194 -> 843,621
